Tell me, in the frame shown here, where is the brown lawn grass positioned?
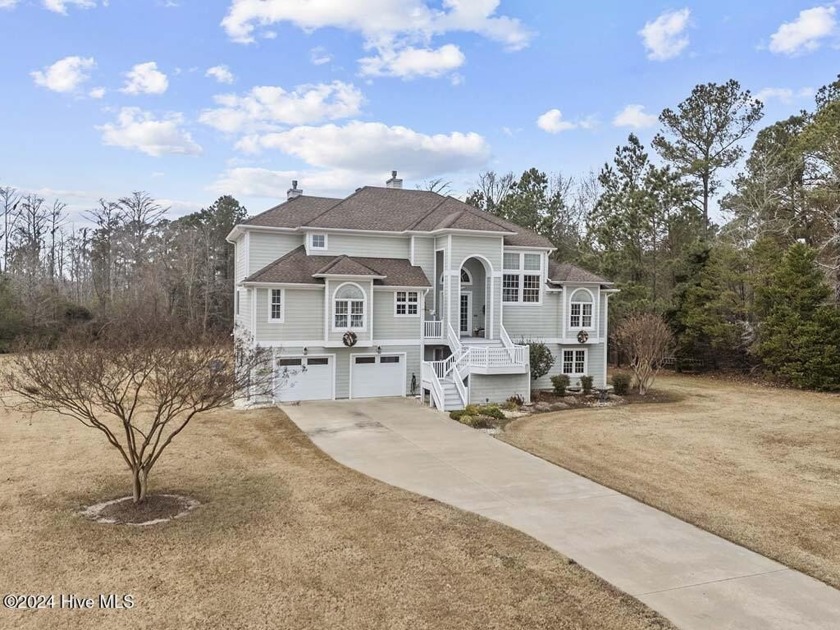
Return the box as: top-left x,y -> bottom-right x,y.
0,402 -> 673,630
502,373 -> 840,590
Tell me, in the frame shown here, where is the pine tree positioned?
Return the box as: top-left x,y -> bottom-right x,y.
756,243 -> 840,390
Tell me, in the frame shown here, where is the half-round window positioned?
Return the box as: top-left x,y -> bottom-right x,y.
460,268 -> 472,284
335,284 -> 364,300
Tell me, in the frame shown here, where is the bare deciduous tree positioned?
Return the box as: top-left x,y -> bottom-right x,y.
2,317 -> 274,503
615,313 -> 674,395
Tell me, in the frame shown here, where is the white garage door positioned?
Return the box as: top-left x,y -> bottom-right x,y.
275,356 -> 333,402
351,354 -> 405,399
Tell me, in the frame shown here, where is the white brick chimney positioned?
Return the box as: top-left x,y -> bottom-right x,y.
385,170 -> 403,189
287,180 -> 303,200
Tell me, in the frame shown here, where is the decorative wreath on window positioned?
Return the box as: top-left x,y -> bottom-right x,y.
342,331 -> 358,347
576,330 -> 589,344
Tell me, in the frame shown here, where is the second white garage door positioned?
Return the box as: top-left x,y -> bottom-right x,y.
350,354 -> 406,399
275,356 -> 333,402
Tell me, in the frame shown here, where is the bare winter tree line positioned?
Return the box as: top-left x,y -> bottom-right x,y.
0,189 -> 246,347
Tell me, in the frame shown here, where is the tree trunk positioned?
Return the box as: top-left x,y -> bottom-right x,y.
131,467 -> 148,503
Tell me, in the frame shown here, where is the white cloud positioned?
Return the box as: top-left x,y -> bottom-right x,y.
536,109 -> 598,133
235,121 -> 490,176
98,107 -> 202,157
199,81 -> 364,133
639,8 -> 691,61
44,0 -> 96,13
206,65 -> 235,84
613,104 -> 657,129
121,62 -> 169,95
768,6 -> 836,55
31,56 -> 96,93
89,86 -> 106,99
310,46 -> 332,65
0,1 -> 19,9
360,43 -> 465,79
220,0 -> 531,79
755,86 -> 815,103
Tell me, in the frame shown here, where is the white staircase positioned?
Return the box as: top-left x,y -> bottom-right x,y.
421,324 -> 529,413
441,377 -> 463,410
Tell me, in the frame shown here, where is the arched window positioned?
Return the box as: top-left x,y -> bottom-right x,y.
460,268 -> 472,284
334,283 -> 365,330
569,289 -> 593,329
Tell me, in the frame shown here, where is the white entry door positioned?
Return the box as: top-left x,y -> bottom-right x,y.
275,356 -> 333,402
459,292 -> 472,335
350,354 -> 406,398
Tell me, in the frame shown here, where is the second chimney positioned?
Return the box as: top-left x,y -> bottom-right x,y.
386,170 -> 403,189
287,180 -> 303,201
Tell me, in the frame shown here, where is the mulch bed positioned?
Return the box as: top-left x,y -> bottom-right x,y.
82,494 -> 199,525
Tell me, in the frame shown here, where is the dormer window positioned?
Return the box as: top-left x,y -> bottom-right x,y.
569,289 -> 594,329
310,233 -> 327,250
334,283 -> 365,330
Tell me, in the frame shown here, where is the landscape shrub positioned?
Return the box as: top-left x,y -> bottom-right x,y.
612,373 -> 631,395
505,393 -> 524,408
477,404 -> 505,420
449,409 -> 465,421
460,415 -> 494,429
550,374 -> 570,396
580,375 -> 594,394
521,339 -> 555,381
464,404 -> 480,416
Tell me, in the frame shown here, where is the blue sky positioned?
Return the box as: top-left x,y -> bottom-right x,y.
1,1 -> 838,221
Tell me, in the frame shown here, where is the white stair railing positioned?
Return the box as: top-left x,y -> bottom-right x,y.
422,361 -> 445,410
424,320 -> 443,338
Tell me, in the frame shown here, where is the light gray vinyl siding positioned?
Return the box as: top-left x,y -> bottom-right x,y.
531,342 -> 607,390
235,237 -> 247,283
254,288 -> 324,342
414,236 -> 437,311
469,373 -> 530,405
249,232 -> 303,274
315,233 -> 410,258
503,291 -> 562,341
373,290 -> 421,339
326,279 -> 373,344
449,235 -> 503,271
277,344 -> 420,399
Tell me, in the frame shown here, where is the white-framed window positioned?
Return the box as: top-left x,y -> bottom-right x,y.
268,288 -> 284,322
309,233 -> 327,250
562,349 -> 587,375
395,291 -> 419,316
460,268 -> 472,284
502,252 -> 542,303
569,289 -> 594,328
334,283 -> 365,330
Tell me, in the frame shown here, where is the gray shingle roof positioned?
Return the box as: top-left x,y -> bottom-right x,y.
244,246 -> 431,287
243,186 -> 554,248
548,261 -> 613,285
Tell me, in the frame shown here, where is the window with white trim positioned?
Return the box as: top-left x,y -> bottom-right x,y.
502,252 -> 542,303
395,291 -> 419,316
562,349 -> 586,375
334,284 -> 365,329
569,289 -> 593,328
310,233 -> 327,250
269,289 -> 283,321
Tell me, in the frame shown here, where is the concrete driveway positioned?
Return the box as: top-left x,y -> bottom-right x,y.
282,397 -> 840,630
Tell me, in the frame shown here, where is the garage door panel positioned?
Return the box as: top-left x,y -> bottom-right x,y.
276,356 -> 333,402
351,354 -> 405,399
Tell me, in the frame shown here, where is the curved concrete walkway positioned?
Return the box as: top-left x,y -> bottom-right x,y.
282,397 -> 840,629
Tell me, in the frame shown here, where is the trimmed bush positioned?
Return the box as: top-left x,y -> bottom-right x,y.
506,393 -> 524,407
612,372 -> 631,395
477,404 -> 505,420
580,375 -> 594,394
550,374 -> 570,396
521,339 -> 555,381
449,409 -> 465,421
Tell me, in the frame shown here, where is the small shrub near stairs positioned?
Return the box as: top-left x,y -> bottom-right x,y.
450,404 -> 507,429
